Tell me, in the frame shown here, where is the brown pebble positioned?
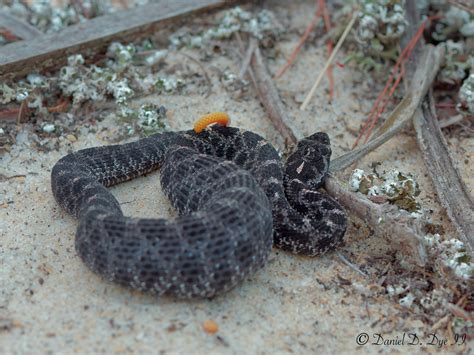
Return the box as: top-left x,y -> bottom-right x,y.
66,134 -> 77,142
202,320 -> 218,334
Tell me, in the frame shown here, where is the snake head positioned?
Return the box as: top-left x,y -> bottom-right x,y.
285,132 -> 331,190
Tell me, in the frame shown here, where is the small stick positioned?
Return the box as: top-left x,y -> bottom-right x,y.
321,0 -> 334,101
447,0 -> 474,14
336,252 -> 368,277
178,52 -> 212,97
234,33 -> 259,101
239,40 -> 256,80
300,15 -> 356,111
438,114 -> 464,128
251,44 -> 301,144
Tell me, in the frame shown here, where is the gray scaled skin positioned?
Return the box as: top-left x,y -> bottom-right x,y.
51,126 -> 347,298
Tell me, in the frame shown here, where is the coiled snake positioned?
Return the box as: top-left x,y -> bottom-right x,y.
51,115 -> 347,298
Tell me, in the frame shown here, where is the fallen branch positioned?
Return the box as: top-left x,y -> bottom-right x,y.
247,43 -> 427,265
414,96 -> 474,255
249,39 -> 301,144
404,0 -> 474,255
0,0 -> 236,78
324,176 -> 427,263
239,39 -> 257,80
330,44 -> 444,172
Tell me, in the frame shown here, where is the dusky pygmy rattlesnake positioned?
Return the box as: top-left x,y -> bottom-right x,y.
51,122 -> 347,298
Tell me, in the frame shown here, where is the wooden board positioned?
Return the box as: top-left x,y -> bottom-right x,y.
0,13 -> 43,40
0,0 -> 236,78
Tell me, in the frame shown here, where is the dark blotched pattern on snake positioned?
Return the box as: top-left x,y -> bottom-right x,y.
51,126 -> 347,298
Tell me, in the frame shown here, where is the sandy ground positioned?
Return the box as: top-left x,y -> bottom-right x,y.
1,1 -> 472,354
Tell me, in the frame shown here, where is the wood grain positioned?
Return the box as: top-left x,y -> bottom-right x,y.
0,13 -> 43,40
0,0 -> 235,78
414,95 -> 474,255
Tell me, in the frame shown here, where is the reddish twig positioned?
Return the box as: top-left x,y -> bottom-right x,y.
274,2 -> 322,79
47,99 -> 70,113
321,0 -> 334,101
0,28 -> 22,42
352,15 -> 441,148
435,103 -> 456,108
0,107 -> 20,120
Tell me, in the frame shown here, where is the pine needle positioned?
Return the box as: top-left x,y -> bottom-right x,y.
274,3 -> 322,79
300,15 -> 356,111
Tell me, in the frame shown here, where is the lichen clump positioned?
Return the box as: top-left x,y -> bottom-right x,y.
437,40 -> 470,85
458,73 -> 474,115
355,0 -> 407,44
424,234 -> 473,281
342,0 -> 407,70
136,104 -> 168,134
349,168 -> 421,213
430,4 -> 474,41
169,6 -> 279,49
0,0 -> 149,36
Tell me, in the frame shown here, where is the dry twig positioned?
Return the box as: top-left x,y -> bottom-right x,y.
300,15 -> 356,111
274,1 -> 322,79
320,0 -> 334,101
403,0 -> 474,255
414,97 -> 474,255
178,52 -> 212,97
239,39 -> 257,80
353,15 -> 439,147
250,40 -> 301,144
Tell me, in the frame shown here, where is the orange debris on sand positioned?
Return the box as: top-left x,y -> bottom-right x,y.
202,319 -> 219,334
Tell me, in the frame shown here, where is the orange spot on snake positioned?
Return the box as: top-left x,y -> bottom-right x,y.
194,112 -> 230,133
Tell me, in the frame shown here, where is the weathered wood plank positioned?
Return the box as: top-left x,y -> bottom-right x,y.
0,13 -> 43,40
414,95 -> 474,255
0,0 -> 236,77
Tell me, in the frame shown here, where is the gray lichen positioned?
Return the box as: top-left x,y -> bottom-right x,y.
431,5 -> 474,41
136,104 -> 168,134
0,0 -> 150,35
458,73 -> 474,114
355,0 -> 407,44
349,168 -> 421,213
437,40 -> 469,85
169,6 -> 279,49
424,234 -> 473,281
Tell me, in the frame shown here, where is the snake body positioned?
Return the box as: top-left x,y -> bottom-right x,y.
51,126 -> 347,298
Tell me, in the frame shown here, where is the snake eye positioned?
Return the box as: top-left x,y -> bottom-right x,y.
304,147 -> 317,159
318,145 -> 330,156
